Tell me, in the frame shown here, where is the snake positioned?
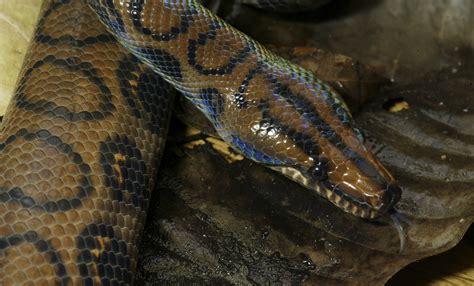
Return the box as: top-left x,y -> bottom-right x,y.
0,0 -> 403,284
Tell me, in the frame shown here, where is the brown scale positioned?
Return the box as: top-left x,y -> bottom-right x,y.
108,1 -> 265,93
104,2 -> 314,165
0,0 -> 403,283
0,0 -> 173,285
89,0 -> 401,218
267,75 -> 395,206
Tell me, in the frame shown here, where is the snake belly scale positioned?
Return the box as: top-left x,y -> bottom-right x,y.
0,0 -> 402,284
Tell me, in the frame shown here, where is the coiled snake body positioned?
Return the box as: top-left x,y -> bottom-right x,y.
0,0 -> 402,284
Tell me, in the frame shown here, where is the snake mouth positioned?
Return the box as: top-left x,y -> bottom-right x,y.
319,180 -> 378,219
318,181 -> 402,219
272,166 -> 400,219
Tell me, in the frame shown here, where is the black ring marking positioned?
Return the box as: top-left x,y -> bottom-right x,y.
188,21 -> 253,76
196,88 -> 225,121
135,69 -> 174,136
131,47 -> 183,81
35,0 -> 115,48
233,63 -> 264,109
256,98 -> 322,170
258,99 -> 321,159
76,223 -> 133,285
99,134 -> 152,211
268,76 -> 388,186
117,56 -> 147,120
14,55 -> 115,121
117,55 -> 173,136
36,33 -> 116,47
37,0 -> 72,27
0,231 -> 70,284
129,0 -> 196,42
0,129 -> 95,212
90,0 -> 127,35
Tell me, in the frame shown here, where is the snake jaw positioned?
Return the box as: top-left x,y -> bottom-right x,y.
272,165 -> 401,219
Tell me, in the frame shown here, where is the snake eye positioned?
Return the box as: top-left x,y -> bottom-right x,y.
309,158 -> 328,181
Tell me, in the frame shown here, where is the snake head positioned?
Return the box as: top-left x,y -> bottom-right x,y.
271,129 -> 402,219
221,75 -> 402,220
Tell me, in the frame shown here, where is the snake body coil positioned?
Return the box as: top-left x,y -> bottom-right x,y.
1,0 -> 402,284
0,1 -> 173,284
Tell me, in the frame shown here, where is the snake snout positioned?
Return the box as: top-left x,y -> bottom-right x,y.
379,183 -> 402,213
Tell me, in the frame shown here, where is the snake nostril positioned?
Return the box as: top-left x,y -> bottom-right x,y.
383,184 -> 402,209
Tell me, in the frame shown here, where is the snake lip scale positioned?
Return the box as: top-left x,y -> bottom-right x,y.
0,0 -> 403,284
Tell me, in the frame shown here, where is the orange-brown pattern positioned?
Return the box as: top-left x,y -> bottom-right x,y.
88,0 -> 401,219
1,0 -> 403,284
0,0 -> 173,284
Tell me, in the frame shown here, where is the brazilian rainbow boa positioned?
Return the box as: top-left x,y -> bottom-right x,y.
0,0 -> 402,284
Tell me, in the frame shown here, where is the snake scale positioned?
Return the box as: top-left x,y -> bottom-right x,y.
0,0 -> 402,285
